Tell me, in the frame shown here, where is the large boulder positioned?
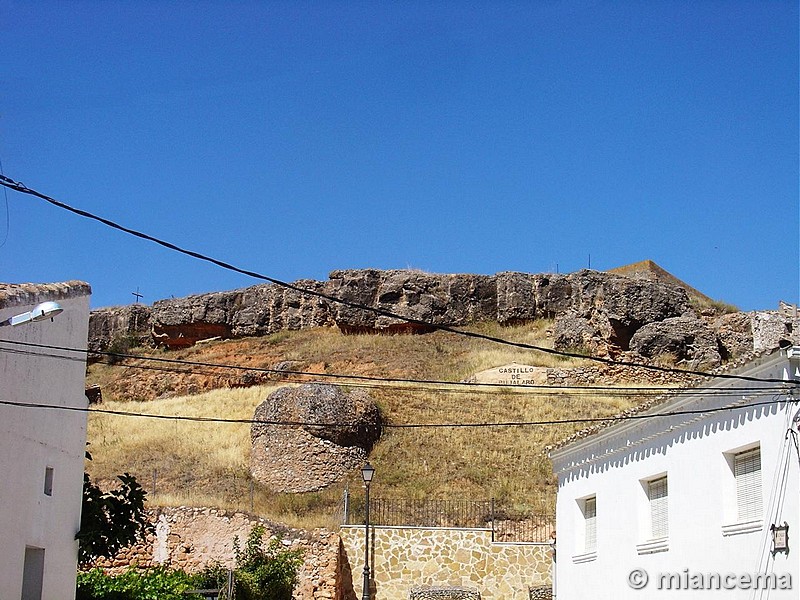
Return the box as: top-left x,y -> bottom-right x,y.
629,316 -> 722,368
250,384 -> 382,493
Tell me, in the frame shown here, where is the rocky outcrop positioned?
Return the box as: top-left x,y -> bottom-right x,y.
251,384 -> 382,493
629,316 -> 722,368
151,290 -> 240,348
87,268 -> 795,360
87,304 -> 153,355
752,310 -> 798,353
326,270 -> 497,333
232,280 -> 333,337
713,312 -> 754,359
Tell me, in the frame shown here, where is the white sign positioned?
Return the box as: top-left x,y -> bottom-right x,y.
468,363 -> 548,386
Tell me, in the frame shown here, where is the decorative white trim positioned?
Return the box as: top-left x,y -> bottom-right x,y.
572,550 -> 597,563
722,519 -> 763,536
636,537 -> 669,555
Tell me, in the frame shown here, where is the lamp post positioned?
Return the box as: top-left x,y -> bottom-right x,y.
361,462 -> 375,600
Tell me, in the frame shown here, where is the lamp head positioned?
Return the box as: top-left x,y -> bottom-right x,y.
361,462 -> 375,484
1,301 -> 64,327
30,301 -> 64,322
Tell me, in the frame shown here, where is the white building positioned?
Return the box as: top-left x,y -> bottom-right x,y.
1,282 -> 91,600
550,347 -> 800,599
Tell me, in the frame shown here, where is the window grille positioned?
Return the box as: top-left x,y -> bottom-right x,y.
584,497 -> 597,551
648,477 -> 668,538
735,448 -> 762,521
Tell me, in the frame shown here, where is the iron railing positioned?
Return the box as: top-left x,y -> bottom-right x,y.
343,492 -> 554,543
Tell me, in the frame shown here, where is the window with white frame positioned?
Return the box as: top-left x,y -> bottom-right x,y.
583,496 -> 597,552
734,447 -> 762,521
648,476 -> 668,539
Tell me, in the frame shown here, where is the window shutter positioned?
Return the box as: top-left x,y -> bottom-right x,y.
649,477 -> 669,538
735,448 -> 762,521
584,497 -> 597,551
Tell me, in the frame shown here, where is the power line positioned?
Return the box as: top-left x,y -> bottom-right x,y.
0,173 -> 780,384
1,339 -> 792,395
0,396 -> 795,429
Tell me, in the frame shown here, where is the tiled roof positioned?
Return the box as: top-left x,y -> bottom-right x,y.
0,281 -> 91,309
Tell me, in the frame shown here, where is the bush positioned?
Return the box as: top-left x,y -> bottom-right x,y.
77,472 -> 152,566
76,567 -> 201,600
232,525 -> 303,600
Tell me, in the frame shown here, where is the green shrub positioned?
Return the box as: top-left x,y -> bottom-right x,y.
232,525 -> 303,600
76,567 -> 201,600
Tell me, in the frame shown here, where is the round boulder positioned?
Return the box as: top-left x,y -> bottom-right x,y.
250,384 -> 382,493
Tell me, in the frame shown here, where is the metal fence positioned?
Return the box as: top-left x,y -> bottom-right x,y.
110,469 -> 554,544
343,492 -> 554,543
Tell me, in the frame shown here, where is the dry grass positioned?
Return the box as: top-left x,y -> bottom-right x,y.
86,323 -> 659,528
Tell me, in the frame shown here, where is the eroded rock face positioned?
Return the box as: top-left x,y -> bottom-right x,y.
152,291 -> 240,348
89,268 -> 784,361
250,384 -> 382,493
325,269 -> 496,333
629,316 -> 722,368
713,312 -> 754,359
88,304 -> 153,355
232,280 -> 333,337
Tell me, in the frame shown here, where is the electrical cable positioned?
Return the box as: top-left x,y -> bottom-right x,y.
0,173 -> 788,385
0,396 -> 795,429
0,339 -> 792,396
0,159 -> 10,248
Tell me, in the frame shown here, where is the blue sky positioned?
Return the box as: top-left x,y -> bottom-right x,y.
1,1 -> 797,311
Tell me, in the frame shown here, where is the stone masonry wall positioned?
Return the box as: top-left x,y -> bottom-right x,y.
340,526 -> 552,600
91,507 -> 342,600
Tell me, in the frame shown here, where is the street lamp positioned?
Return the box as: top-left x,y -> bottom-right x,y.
361,462 -> 375,600
0,301 -> 64,327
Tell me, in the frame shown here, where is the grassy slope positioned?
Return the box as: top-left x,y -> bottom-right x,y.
85,321 -> 656,528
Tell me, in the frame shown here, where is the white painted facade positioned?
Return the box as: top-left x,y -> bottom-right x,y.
550,348 -> 800,599
0,282 -> 91,600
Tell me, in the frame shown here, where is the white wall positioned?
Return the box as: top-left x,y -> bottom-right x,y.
551,350 -> 799,600
0,285 -> 90,600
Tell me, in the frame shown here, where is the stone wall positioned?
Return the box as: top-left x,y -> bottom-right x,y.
88,509 -> 551,600
91,507 -> 343,600
340,526 -> 552,600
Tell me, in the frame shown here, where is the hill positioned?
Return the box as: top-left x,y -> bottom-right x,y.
85,320 -> 670,528
84,265 -> 800,528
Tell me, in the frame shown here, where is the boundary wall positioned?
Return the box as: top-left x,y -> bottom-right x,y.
340,525 -> 552,600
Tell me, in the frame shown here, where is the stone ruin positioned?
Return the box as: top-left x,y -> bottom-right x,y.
87,267 -> 799,365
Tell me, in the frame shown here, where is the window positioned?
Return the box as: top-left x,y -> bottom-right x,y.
583,496 -> 597,552
573,495 -> 598,562
735,448 -> 762,521
648,476 -> 668,539
43,467 -> 53,496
